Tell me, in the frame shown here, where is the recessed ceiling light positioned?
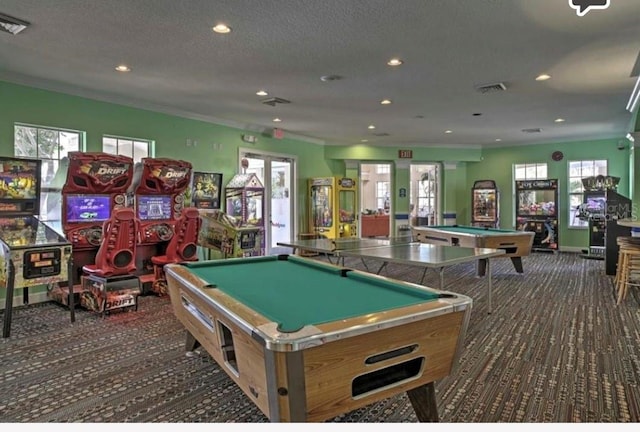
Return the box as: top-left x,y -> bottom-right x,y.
536,74 -> 551,81
256,90 -> 268,96
273,118 -> 282,122
380,99 -> 392,105
445,130 -> 453,134
387,58 -> 403,66
115,65 -> 131,72
361,139 -> 369,143
554,118 -> 565,123
367,125 -> 376,130
495,138 -> 502,142
212,24 -> 232,34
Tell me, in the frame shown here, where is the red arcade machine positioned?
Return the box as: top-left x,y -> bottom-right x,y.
131,157 -> 193,293
51,152 -> 134,308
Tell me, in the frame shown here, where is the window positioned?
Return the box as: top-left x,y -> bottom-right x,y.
568,160 -> 607,228
103,135 -> 152,163
376,181 -> 390,211
514,163 -> 547,180
14,123 -> 83,221
376,164 -> 390,175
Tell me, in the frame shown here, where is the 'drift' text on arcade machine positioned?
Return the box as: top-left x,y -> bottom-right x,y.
129,157 -> 192,293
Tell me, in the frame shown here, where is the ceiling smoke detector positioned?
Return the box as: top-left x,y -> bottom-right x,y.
522,128 -> 543,133
0,13 -> 29,35
261,97 -> 291,107
475,82 -> 507,94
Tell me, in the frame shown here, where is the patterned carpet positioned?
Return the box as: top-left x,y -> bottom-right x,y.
1,252 -> 639,423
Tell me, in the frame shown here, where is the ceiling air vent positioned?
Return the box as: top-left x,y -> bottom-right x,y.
261,97 -> 291,107
475,82 -> 507,94
0,13 -> 29,35
522,128 -> 543,133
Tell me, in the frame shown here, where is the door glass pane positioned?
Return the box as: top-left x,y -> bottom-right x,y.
270,160 -> 292,248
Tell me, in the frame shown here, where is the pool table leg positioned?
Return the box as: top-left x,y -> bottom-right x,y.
406,381 -> 439,422
185,330 -> 201,352
510,257 -> 524,273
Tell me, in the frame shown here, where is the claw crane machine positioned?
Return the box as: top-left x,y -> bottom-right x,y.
308,177 -> 357,239
471,179 -> 499,228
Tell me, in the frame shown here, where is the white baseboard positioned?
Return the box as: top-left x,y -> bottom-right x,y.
0,290 -> 51,310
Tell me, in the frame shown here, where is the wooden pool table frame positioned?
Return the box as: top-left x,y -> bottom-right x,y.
165,258 -> 472,422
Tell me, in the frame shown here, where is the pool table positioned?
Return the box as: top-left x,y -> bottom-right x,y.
165,255 -> 472,422
412,225 -> 535,276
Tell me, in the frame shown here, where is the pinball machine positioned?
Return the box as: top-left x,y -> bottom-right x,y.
130,157 -> 193,293
49,152 -> 134,311
0,156 -> 73,338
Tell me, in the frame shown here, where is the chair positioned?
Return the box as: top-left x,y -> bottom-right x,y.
151,207 -> 201,295
83,207 -> 140,277
81,207 -> 142,314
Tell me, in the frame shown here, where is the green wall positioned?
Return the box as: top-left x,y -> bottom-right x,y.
0,80 -> 337,231
0,79 -> 636,305
466,140 -> 632,249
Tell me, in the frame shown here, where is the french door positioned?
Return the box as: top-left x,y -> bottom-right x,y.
239,148 -> 297,255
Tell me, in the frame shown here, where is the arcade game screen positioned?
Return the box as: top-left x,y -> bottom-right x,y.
0,217 -> 66,247
137,195 -> 172,221
0,158 -> 39,212
65,194 -> 112,223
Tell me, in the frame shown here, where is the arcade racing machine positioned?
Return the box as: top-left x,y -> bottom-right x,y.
51,152 -> 134,309
131,157 -> 192,293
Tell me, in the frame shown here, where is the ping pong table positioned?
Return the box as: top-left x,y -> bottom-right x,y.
277,237 -> 505,313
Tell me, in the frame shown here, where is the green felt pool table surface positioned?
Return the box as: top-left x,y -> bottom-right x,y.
184,255 -> 441,332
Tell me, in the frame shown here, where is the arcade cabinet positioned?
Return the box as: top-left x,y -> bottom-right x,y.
577,175 -> 631,275
224,173 -> 265,254
0,156 -> 73,338
515,179 -> 559,252
54,152 -> 134,309
308,177 -> 357,239
130,157 -> 193,293
198,210 -> 262,259
471,179 -> 499,228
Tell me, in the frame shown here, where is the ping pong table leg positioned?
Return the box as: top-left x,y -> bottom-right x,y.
419,267 -> 429,286
487,258 -> 493,314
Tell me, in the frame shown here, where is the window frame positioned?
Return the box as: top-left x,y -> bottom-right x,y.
567,159 -> 608,228
102,134 -> 154,163
13,123 -> 84,222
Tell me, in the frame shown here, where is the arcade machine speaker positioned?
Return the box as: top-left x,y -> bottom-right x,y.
150,207 -> 201,295
81,207 -> 142,315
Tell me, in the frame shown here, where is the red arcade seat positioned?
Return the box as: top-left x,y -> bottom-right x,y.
150,207 -> 201,295
80,207 -> 142,314
83,207 -> 140,277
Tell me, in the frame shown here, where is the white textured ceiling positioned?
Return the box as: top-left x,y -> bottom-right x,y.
1,0 -> 639,148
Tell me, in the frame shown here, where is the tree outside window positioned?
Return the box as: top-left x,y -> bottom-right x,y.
14,123 -> 83,221
568,160 -> 607,227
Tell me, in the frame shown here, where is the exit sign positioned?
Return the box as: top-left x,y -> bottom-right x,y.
398,149 -> 413,158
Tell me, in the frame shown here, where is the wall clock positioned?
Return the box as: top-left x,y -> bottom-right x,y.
551,151 -> 564,161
